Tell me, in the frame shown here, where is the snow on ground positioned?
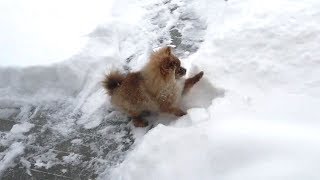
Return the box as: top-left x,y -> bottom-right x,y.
1,0 -> 320,179
0,142 -> 25,176
0,0 -> 114,67
108,0 -> 320,179
10,122 -> 34,134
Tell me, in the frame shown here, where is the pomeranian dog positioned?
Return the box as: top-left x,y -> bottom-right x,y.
103,46 -> 203,127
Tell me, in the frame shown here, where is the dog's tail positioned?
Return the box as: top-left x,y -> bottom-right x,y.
102,71 -> 125,95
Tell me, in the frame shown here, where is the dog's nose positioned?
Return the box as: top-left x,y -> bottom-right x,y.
180,67 -> 186,75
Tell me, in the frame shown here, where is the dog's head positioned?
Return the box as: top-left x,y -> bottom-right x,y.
158,47 -> 186,79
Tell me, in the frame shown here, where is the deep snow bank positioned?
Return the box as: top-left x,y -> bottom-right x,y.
0,0 -> 114,67
107,0 -> 320,179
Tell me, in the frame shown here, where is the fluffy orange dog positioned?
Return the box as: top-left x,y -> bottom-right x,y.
103,46 -> 203,127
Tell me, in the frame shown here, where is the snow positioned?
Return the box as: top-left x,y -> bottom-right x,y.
0,142 -> 25,176
1,0 -> 320,179
187,108 -> 209,124
10,122 -> 34,134
0,0 -> 114,67
107,0 -> 320,179
62,153 -> 82,165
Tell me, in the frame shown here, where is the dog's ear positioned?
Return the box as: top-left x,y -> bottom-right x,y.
164,46 -> 171,55
160,57 -> 174,77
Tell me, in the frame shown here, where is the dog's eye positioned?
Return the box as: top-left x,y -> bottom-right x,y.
173,58 -> 180,67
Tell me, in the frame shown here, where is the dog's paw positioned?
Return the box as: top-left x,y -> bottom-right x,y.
174,109 -> 187,117
132,119 -> 148,127
194,71 -> 204,81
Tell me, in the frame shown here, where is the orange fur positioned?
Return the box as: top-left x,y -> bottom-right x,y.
103,46 -> 203,127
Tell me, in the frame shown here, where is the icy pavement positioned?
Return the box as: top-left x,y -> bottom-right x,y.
0,53 -> 138,179
0,111 -> 133,179
0,63 -> 136,179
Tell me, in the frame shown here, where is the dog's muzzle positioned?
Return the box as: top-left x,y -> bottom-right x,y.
178,67 -> 186,76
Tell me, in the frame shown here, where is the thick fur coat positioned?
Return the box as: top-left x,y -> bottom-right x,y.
103,46 -> 203,127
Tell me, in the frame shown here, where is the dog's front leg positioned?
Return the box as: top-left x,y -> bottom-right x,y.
129,111 -> 148,127
182,71 -> 204,95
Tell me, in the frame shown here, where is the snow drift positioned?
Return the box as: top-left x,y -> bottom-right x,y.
107,0 -> 320,179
